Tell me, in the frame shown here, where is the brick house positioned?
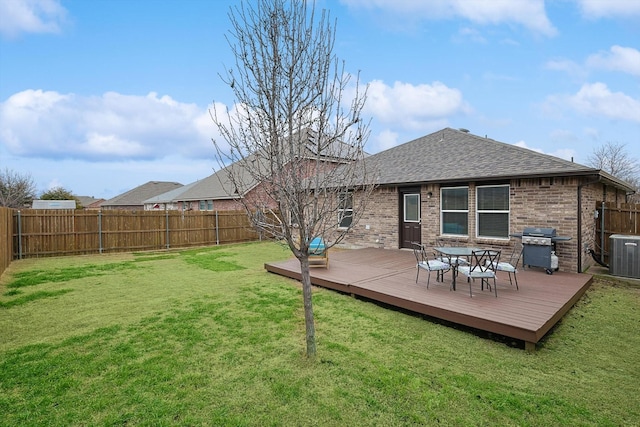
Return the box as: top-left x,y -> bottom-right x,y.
144,128 -> 364,213
339,127 -> 635,273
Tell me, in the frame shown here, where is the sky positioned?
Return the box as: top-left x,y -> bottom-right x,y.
0,0 -> 639,200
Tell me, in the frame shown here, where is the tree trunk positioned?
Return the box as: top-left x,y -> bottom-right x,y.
299,256 -> 316,358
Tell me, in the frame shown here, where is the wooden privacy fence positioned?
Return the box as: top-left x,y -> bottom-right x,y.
10,209 -> 262,260
595,201 -> 640,263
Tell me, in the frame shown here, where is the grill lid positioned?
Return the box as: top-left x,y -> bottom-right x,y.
523,227 -> 557,237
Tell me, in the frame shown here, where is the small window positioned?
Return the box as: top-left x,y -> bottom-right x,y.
404,194 -> 420,222
338,191 -> 353,228
477,185 -> 509,238
207,200 -> 213,211
441,187 -> 468,235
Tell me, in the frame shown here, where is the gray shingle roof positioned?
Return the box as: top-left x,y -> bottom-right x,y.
103,181 -> 184,206
364,127 -> 618,185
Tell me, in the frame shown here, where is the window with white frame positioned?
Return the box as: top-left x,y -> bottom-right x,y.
338,191 -> 353,228
199,200 -> 214,211
404,193 -> 420,222
441,187 -> 468,235
476,184 -> 509,238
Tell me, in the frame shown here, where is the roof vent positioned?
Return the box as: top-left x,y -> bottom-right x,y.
459,128 -> 470,133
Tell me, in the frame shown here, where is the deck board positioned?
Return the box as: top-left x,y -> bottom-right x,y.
265,248 -> 593,349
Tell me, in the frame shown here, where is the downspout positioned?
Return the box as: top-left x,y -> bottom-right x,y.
577,176 -> 602,273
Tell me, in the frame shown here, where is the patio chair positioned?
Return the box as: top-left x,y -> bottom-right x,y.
412,242 -> 450,289
308,237 -> 329,268
457,249 -> 501,297
488,241 -> 522,290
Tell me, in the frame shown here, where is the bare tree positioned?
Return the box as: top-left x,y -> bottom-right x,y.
0,168 -> 37,208
211,0 -> 376,358
587,141 -> 639,202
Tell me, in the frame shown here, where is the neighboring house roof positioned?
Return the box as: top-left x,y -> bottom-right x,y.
173,167 -> 246,201
143,180 -> 201,204
102,181 -> 184,207
76,196 -> 105,207
360,127 -> 635,191
148,128 -> 366,203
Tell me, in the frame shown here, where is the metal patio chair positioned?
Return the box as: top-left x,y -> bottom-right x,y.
412,242 -> 451,289
489,241 -> 522,290
457,249 -> 501,297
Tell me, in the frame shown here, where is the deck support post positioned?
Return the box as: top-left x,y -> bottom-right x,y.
525,341 -> 536,352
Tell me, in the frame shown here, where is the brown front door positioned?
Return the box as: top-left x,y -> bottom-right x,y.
400,188 -> 421,248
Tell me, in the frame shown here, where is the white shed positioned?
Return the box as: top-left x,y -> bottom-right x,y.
31,200 -> 77,209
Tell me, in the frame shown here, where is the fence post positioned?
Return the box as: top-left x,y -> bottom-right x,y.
16,210 -> 23,259
98,210 -> 103,254
215,211 -> 219,245
600,202 -> 606,263
166,210 -> 170,250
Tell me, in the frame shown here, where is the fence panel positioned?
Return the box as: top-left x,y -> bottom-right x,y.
10,209 -> 260,259
595,202 -> 640,263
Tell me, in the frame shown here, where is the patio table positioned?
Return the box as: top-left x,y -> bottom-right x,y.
434,247 -> 482,290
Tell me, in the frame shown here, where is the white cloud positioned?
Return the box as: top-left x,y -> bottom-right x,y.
544,59 -> 588,80
586,46 -> 640,77
573,0 -> 640,18
340,0 -> 557,36
0,0 -> 67,38
0,89 -> 218,161
372,129 -> 399,152
566,83 -> 640,122
365,80 -> 470,131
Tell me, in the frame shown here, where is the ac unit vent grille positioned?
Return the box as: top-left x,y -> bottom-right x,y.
609,234 -> 640,279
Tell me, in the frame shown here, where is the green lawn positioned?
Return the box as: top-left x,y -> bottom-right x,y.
1,242 -> 638,426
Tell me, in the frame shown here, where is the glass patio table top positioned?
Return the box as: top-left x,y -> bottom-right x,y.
434,247 -> 483,290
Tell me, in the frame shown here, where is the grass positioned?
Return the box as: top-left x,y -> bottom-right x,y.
0,241 -> 638,426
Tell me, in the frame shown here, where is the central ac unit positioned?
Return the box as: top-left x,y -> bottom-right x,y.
609,234 -> 640,279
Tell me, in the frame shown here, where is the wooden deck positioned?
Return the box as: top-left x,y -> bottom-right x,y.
265,248 -> 593,350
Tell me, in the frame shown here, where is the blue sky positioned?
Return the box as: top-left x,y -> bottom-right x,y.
1,0 -> 639,199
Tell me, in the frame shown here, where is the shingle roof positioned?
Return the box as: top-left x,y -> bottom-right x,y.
150,128 -> 367,203
103,181 -> 184,206
363,128 -> 631,189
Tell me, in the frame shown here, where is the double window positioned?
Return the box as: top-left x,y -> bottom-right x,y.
199,200 -> 214,211
440,185 -> 510,238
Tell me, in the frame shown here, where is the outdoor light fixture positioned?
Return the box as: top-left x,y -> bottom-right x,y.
427,191 -> 433,199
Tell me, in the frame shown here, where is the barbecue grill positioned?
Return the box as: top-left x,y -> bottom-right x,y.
520,227 -> 567,274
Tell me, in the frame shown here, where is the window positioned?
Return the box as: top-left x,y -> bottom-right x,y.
404,193 -> 420,222
441,187 -> 468,235
199,200 -> 213,211
477,185 -> 509,238
338,191 -> 353,228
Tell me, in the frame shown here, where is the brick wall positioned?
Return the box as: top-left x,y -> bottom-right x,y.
341,176 -> 629,273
